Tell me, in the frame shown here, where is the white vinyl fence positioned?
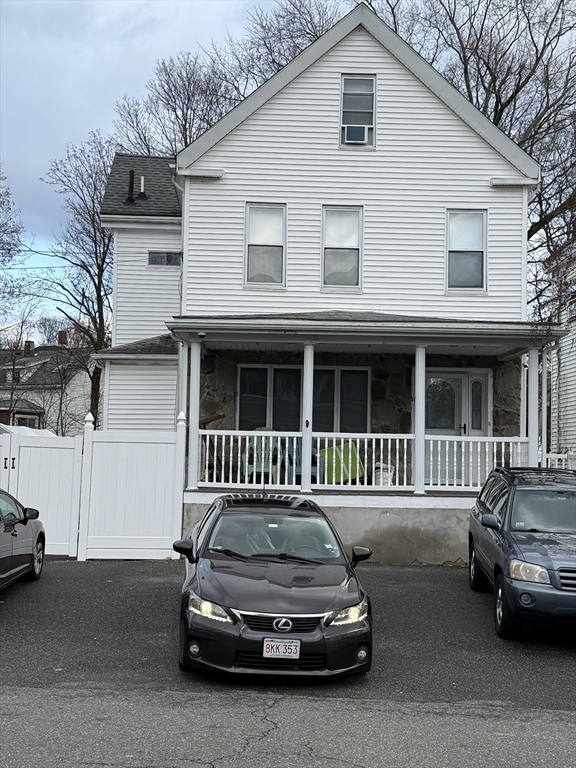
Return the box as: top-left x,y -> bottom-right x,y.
0,414 -> 186,560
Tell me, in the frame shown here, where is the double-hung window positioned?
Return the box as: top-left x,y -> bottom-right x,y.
447,210 -> 486,290
323,207 -> 362,288
245,204 -> 285,286
341,76 -> 375,146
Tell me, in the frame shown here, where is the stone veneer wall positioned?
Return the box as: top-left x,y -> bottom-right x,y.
198,350 -> 521,435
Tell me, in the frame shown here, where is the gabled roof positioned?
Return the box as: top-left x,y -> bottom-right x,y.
177,3 -> 539,180
101,154 -> 180,218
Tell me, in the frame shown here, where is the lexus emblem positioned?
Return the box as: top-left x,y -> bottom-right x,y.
273,617 -> 293,633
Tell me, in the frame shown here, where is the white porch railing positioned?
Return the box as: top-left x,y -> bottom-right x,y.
544,451 -> 576,469
197,431 -> 533,492
425,436 -> 529,490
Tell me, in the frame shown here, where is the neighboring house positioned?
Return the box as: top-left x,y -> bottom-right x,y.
0,339 -> 92,436
550,259 -> 576,457
98,4 -> 566,560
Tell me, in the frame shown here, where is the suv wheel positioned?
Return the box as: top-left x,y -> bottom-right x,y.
494,574 -> 522,639
468,542 -> 489,592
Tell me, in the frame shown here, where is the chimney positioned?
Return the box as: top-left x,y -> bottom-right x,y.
58,330 -> 68,346
24,340 -> 35,357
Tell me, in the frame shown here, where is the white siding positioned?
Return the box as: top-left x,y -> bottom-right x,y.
106,365 -> 177,430
113,228 -> 181,345
184,28 -> 525,321
551,324 -> 576,452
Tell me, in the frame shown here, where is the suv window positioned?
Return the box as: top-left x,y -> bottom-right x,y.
0,491 -> 22,522
479,476 -> 497,506
492,487 -> 509,527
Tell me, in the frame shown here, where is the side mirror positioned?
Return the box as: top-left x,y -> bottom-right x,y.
24,508 -> 39,521
173,539 -> 196,562
481,513 -> 499,530
351,546 -> 372,567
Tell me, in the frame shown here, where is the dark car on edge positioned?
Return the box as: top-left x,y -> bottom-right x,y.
468,467 -> 576,638
0,488 -> 45,590
173,494 -> 373,675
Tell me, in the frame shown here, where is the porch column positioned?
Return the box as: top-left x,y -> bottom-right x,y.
301,344 -> 315,493
176,342 -> 189,422
541,347 -> 548,465
414,346 -> 426,495
527,347 -> 539,466
187,341 -> 202,489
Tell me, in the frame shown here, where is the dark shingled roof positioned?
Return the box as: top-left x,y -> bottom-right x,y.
101,154 -> 181,218
97,335 -> 178,356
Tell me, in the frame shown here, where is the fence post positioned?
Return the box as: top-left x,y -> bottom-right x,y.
171,411 -> 187,557
76,413 -> 94,562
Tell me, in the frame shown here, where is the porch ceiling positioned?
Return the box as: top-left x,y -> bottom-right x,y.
168,312 -> 566,360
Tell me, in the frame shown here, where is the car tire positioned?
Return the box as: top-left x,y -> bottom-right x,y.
26,538 -> 44,581
494,574 -> 522,639
468,542 -> 489,592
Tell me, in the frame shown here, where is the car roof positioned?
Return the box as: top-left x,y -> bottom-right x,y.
493,467 -> 576,489
216,494 -> 325,516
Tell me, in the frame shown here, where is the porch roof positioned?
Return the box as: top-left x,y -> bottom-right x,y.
167,311 -> 566,360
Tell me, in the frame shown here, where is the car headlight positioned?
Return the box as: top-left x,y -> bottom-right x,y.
332,597 -> 368,626
188,593 -> 232,622
509,559 -> 550,584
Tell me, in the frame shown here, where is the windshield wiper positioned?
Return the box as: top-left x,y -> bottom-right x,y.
256,551 -> 323,565
207,547 -> 250,561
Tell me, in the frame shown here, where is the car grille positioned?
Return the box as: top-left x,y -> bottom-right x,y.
242,615 -> 320,633
235,652 -> 326,671
558,568 -> 576,590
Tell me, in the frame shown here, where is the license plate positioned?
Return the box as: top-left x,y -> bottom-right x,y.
263,638 -> 301,659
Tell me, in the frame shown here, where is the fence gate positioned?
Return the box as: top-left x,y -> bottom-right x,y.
0,432 -> 83,556
77,422 -> 181,560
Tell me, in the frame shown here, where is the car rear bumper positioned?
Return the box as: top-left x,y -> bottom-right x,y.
180,611 -> 372,675
504,576 -> 576,621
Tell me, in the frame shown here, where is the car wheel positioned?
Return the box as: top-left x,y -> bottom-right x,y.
26,538 -> 44,581
494,574 -> 522,639
468,542 -> 489,592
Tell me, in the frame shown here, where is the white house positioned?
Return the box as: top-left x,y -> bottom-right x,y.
550,259 -> 576,460
99,4 -> 566,562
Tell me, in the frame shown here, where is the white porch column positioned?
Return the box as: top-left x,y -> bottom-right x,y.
541,347 -> 548,465
187,341 -> 202,489
527,347 -> 539,466
176,342 -> 189,421
301,344 -> 315,493
520,354 -> 527,438
414,346 -> 426,495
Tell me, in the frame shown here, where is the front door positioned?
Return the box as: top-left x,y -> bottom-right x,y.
425,372 -> 489,485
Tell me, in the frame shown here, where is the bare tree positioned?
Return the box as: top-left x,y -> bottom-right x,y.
40,130 -> 115,427
0,165 -> 25,316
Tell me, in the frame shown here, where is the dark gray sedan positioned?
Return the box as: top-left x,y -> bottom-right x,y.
0,489 -> 45,590
468,467 -> 576,638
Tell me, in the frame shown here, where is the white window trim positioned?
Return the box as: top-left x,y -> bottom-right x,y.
340,74 -> 376,149
321,205 -> 364,293
244,203 -> 287,290
236,364 -> 371,432
445,209 -> 488,293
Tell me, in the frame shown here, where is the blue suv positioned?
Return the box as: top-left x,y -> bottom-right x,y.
469,467 -> 576,638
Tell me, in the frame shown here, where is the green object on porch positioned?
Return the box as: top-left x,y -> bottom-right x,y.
319,442 -> 365,484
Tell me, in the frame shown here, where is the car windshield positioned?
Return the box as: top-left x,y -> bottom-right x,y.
205,511 -> 344,562
510,490 -> 576,534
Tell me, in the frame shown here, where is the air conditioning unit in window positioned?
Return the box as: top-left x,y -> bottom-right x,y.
344,125 -> 368,144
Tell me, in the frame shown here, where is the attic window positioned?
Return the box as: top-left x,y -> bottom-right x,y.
148,251 -> 182,266
12,371 -> 21,384
341,76 -> 375,146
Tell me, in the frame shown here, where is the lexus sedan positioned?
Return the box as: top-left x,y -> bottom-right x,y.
469,467 -> 576,638
0,489 -> 45,590
173,494 -> 372,676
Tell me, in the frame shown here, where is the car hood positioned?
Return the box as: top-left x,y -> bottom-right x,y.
510,532 -> 576,569
193,557 -> 361,614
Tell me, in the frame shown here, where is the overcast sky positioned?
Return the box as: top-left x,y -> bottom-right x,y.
0,0 -> 263,263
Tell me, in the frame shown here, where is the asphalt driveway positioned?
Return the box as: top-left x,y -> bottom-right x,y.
1,558 -> 575,767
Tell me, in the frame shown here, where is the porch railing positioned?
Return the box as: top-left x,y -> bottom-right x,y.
197,431 -> 532,492
544,451 -> 576,469
425,436 -> 529,490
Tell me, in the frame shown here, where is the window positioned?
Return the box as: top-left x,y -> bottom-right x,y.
13,413 -> 39,429
238,366 -> 369,433
447,211 -> 486,290
246,204 -> 285,286
341,76 -> 374,146
148,251 -> 182,266
12,370 -> 21,384
323,207 -> 362,288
